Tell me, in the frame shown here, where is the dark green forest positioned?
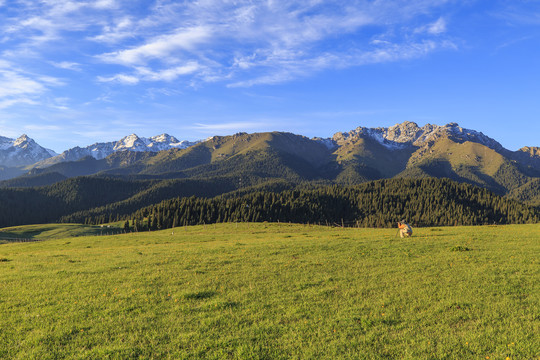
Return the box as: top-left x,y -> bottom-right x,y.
74,178 -> 539,229
1,173 -> 538,230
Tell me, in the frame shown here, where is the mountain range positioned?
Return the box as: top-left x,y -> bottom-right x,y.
31,133 -> 198,168
1,122 -> 539,207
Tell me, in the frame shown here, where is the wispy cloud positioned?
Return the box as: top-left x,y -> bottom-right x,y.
0,0 -> 460,102
415,17 -> 447,35
0,97 -> 37,110
494,3 -> 540,26
0,60 -> 64,109
97,62 -> 202,84
228,39 -> 455,87
97,73 -> 140,85
90,1 -> 458,87
24,124 -> 62,131
51,61 -> 82,71
98,26 -> 212,66
0,70 -> 45,98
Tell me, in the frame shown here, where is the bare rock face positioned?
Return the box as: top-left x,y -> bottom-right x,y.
326,121 -> 503,151
513,146 -> 540,169
518,146 -> 540,158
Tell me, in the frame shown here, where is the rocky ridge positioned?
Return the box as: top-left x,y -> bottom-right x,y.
328,122 -> 504,151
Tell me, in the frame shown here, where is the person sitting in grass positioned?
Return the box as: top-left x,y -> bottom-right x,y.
398,219 -> 413,238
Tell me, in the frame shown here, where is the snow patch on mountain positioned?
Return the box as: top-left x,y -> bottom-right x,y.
313,137 -> 337,149
0,135 -> 58,167
33,133 -> 199,168
331,121 -> 504,151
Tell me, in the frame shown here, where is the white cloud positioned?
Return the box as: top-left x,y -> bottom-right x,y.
1,0 -> 120,47
98,62 -> 202,84
99,26 -> 212,66
229,39 -> 455,87
428,17 -> 447,34
89,17 -> 135,44
0,70 -> 46,98
135,63 -> 202,81
52,61 -> 82,71
97,74 -> 140,85
0,67 -> 64,109
0,98 -> 37,109
415,17 -> 447,35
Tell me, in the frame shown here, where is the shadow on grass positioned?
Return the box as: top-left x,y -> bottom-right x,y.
184,290 -> 217,300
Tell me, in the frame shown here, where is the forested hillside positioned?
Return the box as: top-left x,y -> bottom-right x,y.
71,178 -> 539,229
0,177 -> 153,228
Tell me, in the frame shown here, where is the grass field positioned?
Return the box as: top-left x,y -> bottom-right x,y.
0,223 -> 538,359
0,223 -> 125,242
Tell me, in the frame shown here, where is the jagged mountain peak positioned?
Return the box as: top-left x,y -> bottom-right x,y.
149,133 -> 179,143
13,134 -> 33,147
0,134 -> 58,167
330,121 -> 503,151
16,133 -> 30,140
518,146 -> 540,157
114,134 -> 146,151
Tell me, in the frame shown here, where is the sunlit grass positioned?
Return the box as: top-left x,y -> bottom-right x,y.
0,222 -> 124,241
0,223 -> 538,359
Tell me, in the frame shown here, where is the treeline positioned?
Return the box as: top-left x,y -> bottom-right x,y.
58,176 -> 279,224
83,178 -> 539,229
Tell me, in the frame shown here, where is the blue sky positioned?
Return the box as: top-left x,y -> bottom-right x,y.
0,0 -> 539,152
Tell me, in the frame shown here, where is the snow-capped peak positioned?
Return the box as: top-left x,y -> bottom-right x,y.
0,134 -> 58,167
13,134 -> 33,147
149,133 -> 179,144
112,134 -> 145,152
33,133 -> 200,168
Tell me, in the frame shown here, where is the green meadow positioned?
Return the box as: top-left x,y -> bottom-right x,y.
0,223 -> 125,242
0,223 -> 538,359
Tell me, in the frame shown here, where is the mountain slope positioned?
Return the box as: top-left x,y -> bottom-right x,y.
99,132 -> 335,181
328,122 -> 538,195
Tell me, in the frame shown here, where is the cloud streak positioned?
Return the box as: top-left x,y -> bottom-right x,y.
0,61 -> 63,108
99,26 -> 212,66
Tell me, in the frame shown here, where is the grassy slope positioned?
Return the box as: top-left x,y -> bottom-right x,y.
0,223 -> 538,359
333,137 -> 413,179
401,139 -> 533,194
0,223 -> 124,241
